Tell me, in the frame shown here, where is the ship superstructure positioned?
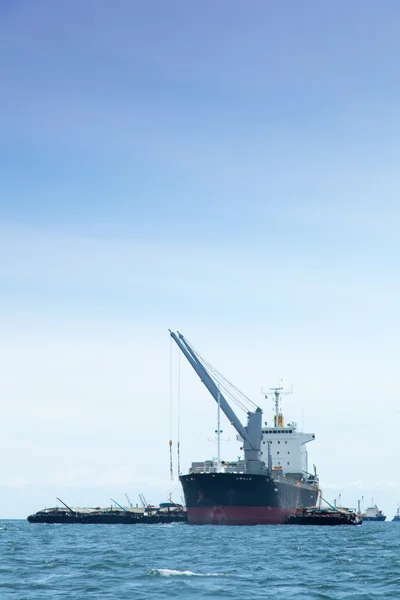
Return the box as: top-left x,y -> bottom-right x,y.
260,388 -> 316,481
170,330 -> 319,525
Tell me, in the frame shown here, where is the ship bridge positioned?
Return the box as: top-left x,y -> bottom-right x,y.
259,387 -> 316,481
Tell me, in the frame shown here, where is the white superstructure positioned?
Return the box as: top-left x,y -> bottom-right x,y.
260,388 -> 316,480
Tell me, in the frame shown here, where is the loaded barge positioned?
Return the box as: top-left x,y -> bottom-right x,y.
170,331 -> 320,525
28,499 -> 187,524
286,506 -> 362,526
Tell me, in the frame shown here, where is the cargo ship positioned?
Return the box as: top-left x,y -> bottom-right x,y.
361,503 -> 386,522
170,331 -> 319,525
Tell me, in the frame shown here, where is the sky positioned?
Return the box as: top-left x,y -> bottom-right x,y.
1,0 -> 400,518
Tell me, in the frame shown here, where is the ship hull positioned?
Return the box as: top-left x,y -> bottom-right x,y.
363,516 -> 387,522
180,472 -> 318,525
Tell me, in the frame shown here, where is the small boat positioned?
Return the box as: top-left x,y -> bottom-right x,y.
392,504 -> 400,522
286,506 -> 362,526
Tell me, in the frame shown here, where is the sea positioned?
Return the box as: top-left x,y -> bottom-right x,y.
1,520 -> 399,599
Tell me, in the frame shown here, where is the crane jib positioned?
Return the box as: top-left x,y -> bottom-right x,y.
169,330 -> 261,456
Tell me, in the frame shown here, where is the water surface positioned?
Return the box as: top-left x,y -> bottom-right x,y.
0,520 -> 398,599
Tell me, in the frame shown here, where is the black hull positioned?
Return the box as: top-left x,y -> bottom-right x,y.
180,472 -> 318,525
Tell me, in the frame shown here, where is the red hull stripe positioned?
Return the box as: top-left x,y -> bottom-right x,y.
187,506 -> 294,525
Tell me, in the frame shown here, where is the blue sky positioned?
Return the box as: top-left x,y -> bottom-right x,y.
1,1 -> 400,517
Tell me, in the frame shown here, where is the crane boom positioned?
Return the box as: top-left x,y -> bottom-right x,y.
56,497 -> 74,514
111,498 -> 127,512
169,330 -> 263,470
170,330 -> 248,443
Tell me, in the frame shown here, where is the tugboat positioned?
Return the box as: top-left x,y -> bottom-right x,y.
361,503 -> 386,522
392,505 -> 400,522
170,330 -> 320,525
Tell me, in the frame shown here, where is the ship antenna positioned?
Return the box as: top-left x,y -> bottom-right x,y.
275,388 -> 280,427
208,388 -> 229,466
269,385 -> 283,428
265,380 -> 292,428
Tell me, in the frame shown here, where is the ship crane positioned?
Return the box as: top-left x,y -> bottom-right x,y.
169,330 -> 263,473
139,493 -> 148,509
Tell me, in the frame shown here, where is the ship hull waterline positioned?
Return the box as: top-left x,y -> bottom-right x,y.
180,472 -> 319,526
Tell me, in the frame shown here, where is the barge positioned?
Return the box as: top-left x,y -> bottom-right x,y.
286,506 -> 362,526
27,500 -> 187,524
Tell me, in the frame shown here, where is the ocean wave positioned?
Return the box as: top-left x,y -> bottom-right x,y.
149,568 -> 226,577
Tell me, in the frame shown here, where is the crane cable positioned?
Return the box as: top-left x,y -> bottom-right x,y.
184,338 -> 259,413
184,339 -> 256,411
203,359 -> 258,411
169,337 -> 174,481
177,350 -> 181,477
